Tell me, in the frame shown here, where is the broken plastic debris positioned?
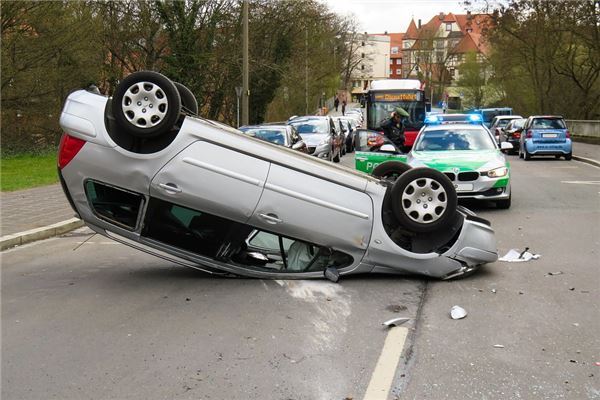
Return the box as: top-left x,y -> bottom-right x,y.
493,344 -> 505,348
382,317 -> 410,327
491,289 -> 497,294
595,362 -> 600,367
450,305 -> 467,320
547,271 -> 564,276
499,248 -> 540,262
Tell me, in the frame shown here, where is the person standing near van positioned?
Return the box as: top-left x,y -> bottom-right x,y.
341,100 -> 347,116
334,96 -> 339,112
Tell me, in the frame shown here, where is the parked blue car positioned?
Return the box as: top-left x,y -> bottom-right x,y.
519,115 -> 572,160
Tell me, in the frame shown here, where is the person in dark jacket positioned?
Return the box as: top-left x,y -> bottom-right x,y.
334,96 -> 339,112
380,108 -> 406,150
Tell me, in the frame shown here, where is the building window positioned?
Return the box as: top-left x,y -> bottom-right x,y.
396,59 -> 402,65
436,40 -> 444,49
396,69 -> 402,75
404,42 -> 410,49
450,68 -> 455,77
361,65 -> 365,70
446,23 -> 452,31
391,46 -> 399,54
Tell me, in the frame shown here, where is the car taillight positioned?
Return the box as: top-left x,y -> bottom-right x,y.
513,132 -> 521,139
526,130 -> 532,139
566,130 -> 570,138
58,134 -> 86,169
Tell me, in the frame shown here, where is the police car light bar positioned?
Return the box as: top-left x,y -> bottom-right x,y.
425,115 -> 440,124
468,114 -> 482,122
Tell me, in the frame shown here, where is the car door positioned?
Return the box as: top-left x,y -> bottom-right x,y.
354,129 -> 407,174
150,141 -> 270,224
247,164 -> 373,258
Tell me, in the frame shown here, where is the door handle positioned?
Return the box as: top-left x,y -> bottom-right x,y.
158,183 -> 182,193
259,213 -> 283,224
356,157 -> 367,161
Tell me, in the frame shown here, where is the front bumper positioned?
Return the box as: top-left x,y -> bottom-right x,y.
445,173 -> 511,201
308,143 -> 331,158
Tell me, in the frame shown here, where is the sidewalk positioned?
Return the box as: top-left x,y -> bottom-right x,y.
0,139 -> 598,250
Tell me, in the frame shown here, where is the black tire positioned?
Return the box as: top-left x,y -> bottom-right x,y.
390,168 -> 457,234
496,193 -> 511,209
524,145 -> 531,160
565,152 -> 572,160
371,161 -> 412,182
112,71 -> 181,139
173,82 -> 198,114
333,147 -> 340,163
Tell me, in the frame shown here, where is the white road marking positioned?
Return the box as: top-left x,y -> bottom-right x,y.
561,181 -> 600,185
363,326 -> 409,400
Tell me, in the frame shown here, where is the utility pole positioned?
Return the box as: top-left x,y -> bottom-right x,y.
242,0 -> 249,125
305,28 -> 308,115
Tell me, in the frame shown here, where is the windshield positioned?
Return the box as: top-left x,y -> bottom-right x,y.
414,128 -> 496,151
367,100 -> 426,131
288,119 -> 329,135
240,127 -> 287,145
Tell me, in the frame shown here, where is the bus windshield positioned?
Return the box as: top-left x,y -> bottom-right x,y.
367,92 -> 426,131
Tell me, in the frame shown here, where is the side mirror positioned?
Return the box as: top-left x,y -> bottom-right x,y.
380,144 -> 398,153
500,142 -> 513,151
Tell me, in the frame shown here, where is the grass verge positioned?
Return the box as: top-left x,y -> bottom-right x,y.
1,153 -> 58,192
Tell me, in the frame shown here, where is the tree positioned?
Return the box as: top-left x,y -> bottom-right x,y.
456,51 -> 488,108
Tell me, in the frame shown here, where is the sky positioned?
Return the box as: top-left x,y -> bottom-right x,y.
321,0 -> 480,34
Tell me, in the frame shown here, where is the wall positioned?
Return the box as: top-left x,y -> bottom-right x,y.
566,120 -> 600,138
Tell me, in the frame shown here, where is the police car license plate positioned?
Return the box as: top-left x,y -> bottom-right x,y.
454,183 -> 473,192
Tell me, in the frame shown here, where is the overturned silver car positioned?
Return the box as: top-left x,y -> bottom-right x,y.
58,71 -> 497,281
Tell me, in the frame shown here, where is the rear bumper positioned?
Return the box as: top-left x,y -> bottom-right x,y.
526,139 -> 572,155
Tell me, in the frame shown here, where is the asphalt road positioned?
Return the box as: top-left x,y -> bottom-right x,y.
2,152 -> 599,400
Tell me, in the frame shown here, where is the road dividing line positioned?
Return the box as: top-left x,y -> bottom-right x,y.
561,180 -> 600,185
363,327 -> 409,400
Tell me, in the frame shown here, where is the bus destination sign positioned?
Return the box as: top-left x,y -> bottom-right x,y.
372,92 -> 419,102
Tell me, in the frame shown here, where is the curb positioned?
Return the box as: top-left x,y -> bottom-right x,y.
573,155 -> 600,168
1,218 -> 85,251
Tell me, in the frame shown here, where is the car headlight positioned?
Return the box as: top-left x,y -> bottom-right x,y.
486,166 -> 508,178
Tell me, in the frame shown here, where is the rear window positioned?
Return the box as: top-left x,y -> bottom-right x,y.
240,128 -> 286,145
532,118 -> 566,129
288,119 -> 329,134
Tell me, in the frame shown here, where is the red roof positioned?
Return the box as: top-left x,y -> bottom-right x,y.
404,19 -> 419,39
443,12 -> 457,22
450,32 -> 489,55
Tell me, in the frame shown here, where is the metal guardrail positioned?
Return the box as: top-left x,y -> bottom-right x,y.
566,120 -> 600,138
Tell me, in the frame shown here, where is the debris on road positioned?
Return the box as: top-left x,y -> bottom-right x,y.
491,289 -> 497,294
499,248 -> 540,262
547,271 -> 564,276
450,305 -> 467,320
493,344 -> 505,348
386,304 -> 408,313
382,317 -> 410,327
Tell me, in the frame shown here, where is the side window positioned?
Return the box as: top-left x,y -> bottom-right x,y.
240,231 -> 353,273
85,180 -> 144,230
355,129 -> 395,152
142,198 -> 251,259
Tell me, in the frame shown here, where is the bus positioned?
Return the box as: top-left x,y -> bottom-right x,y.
364,79 -> 430,150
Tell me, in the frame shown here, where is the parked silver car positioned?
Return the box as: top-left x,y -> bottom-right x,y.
58,71 -> 498,280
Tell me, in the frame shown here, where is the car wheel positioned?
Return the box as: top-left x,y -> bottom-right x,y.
173,82 -> 198,114
524,145 -> 531,160
496,193 -> 511,209
112,71 -> 181,139
565,152 -> 572,160
390,168 -> 457,234
333,148 -> 340,163
371,161 -> 412,182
